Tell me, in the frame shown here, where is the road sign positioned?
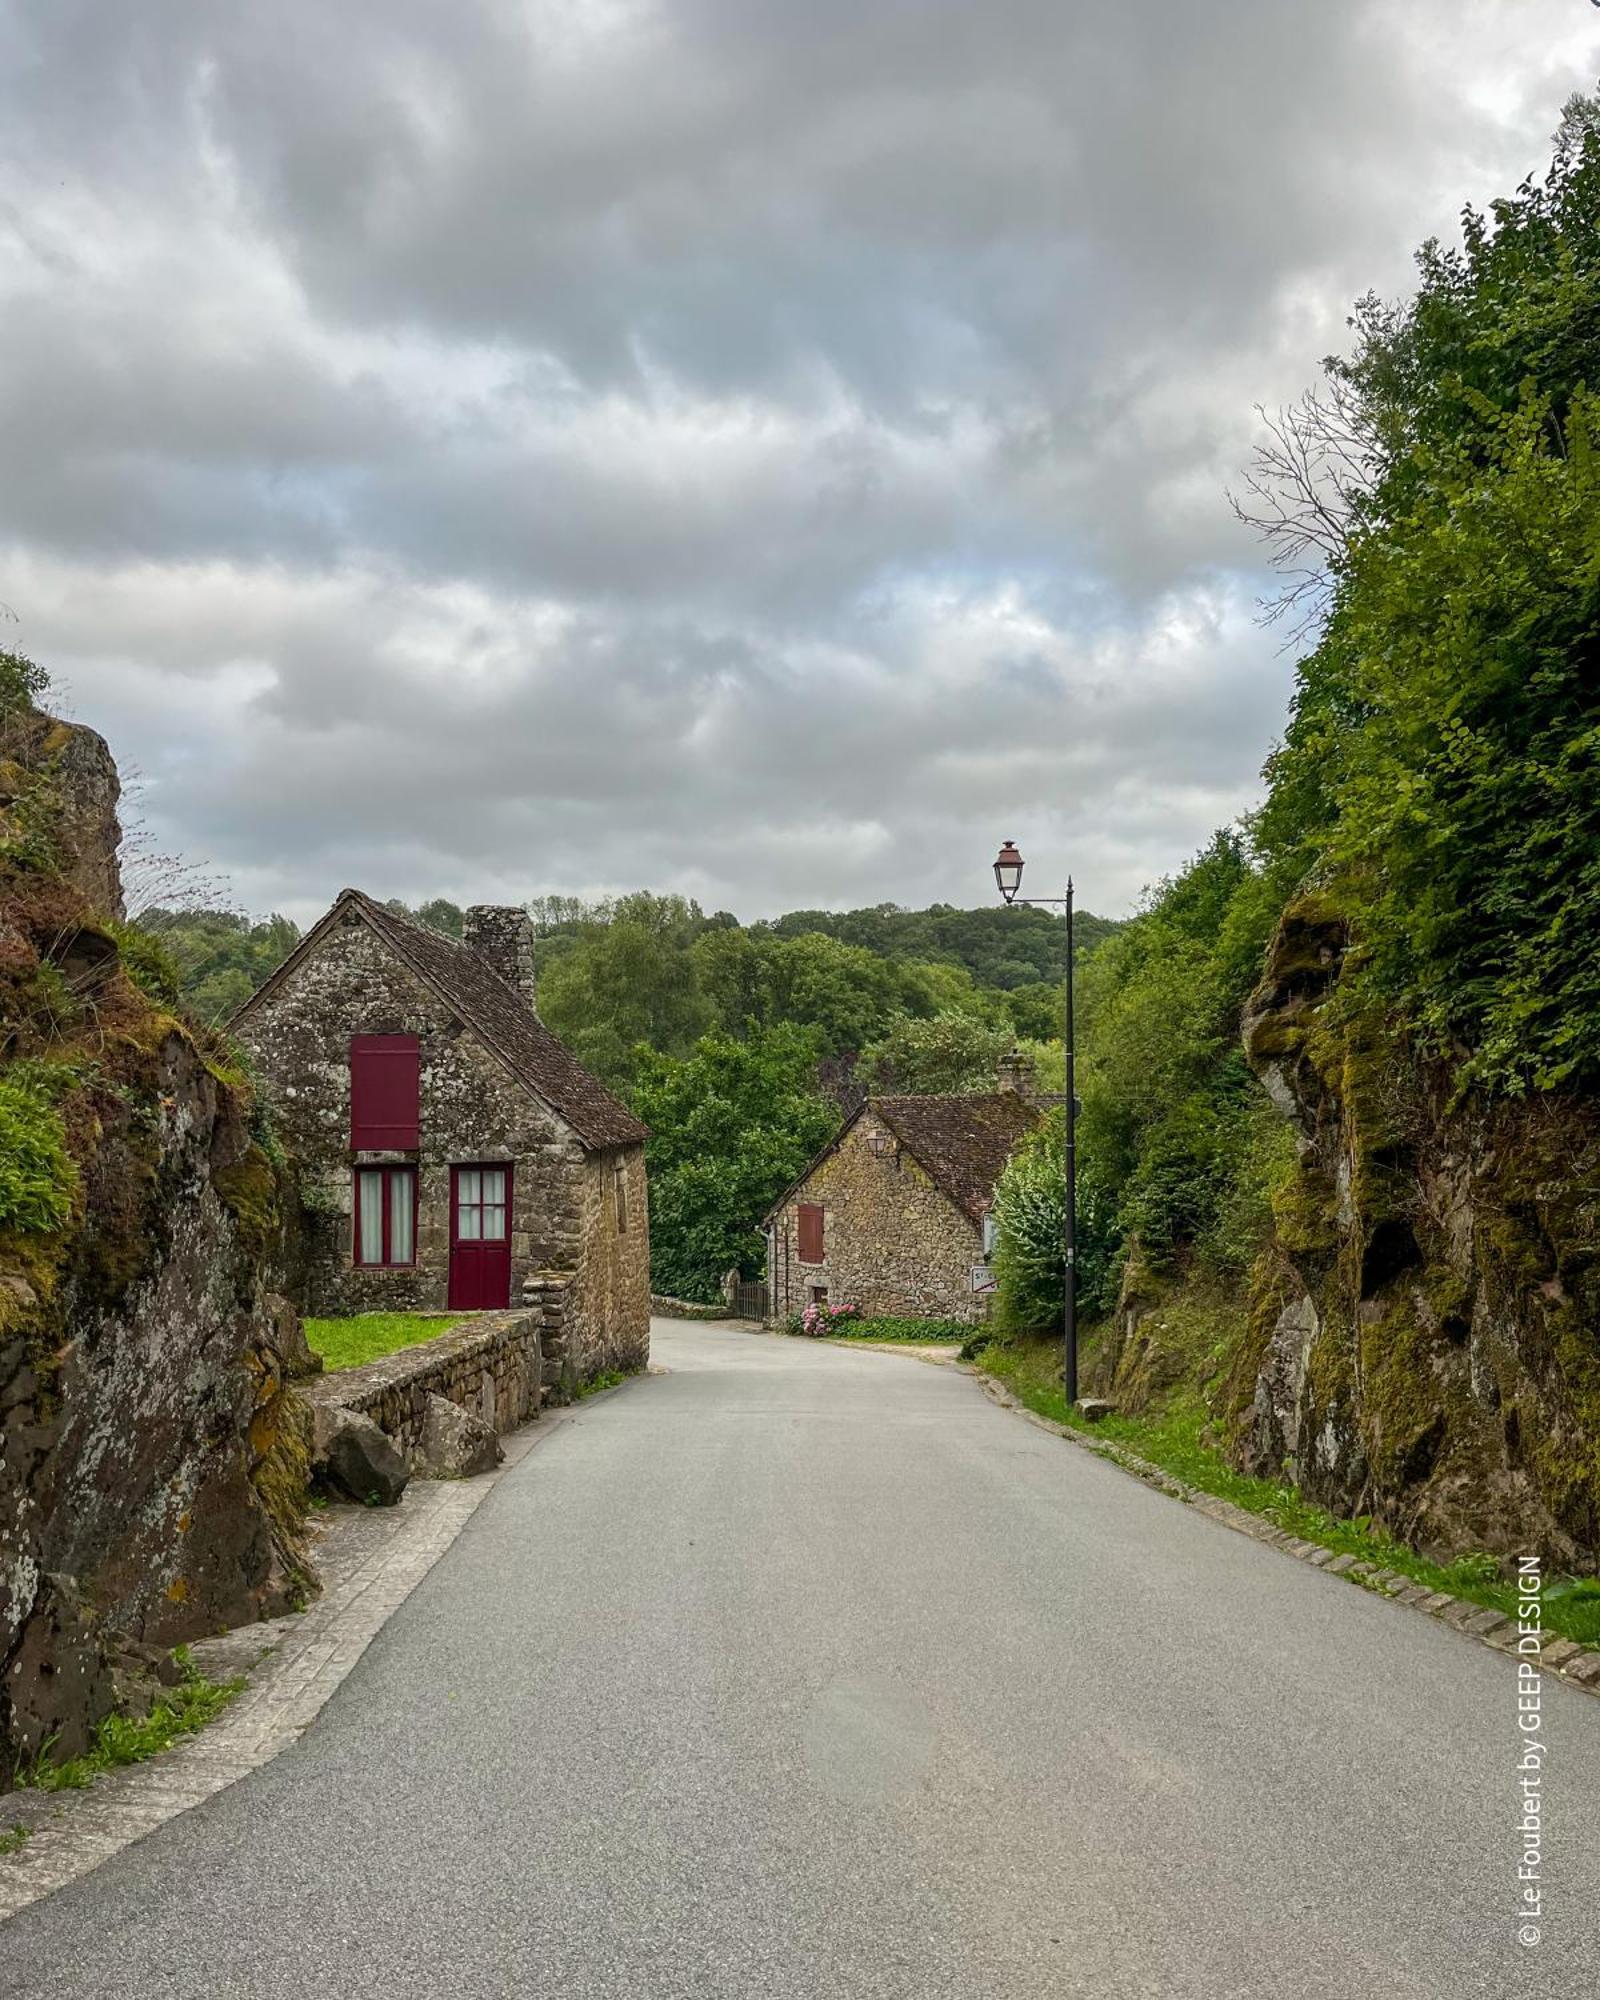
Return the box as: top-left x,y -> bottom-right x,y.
970,1263 -> 996,1295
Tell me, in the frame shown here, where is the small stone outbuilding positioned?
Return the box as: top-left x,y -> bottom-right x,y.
231,890 -> 650,1381
764,1085 -> 1040,1325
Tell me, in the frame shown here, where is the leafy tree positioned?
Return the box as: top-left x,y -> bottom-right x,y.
136,909 -> 302,1025
412,898 -> 464,939
537,894 -> 716,1088
760,900 -> 1117,988
0,650 -> 49,717
858,1012 -> 1015,1095
1255,94 -> 1600,1091
630,1026 -> 837,1300
991,831 -> 1281,1331
990,1109 -> 1119,1333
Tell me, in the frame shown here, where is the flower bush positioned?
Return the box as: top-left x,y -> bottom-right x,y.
799,1300 -> 861,1336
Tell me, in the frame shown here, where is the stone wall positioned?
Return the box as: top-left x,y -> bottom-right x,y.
306,1310 -> 541,1455
567,1146 -> 652,1378
768,1111 -> 986,1324
523,1270 -> 578,1398
235,915 -> 593,1316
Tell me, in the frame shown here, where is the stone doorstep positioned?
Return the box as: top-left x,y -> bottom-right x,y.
0,1395 -> 615,1930
976,1372 -> 1600,1701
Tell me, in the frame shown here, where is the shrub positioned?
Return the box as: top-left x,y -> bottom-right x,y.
0,649 -> 48,717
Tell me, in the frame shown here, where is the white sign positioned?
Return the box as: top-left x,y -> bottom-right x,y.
970,1263 -> 996,1295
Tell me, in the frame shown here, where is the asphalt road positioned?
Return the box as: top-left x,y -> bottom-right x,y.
6,1321 -> 1598,1998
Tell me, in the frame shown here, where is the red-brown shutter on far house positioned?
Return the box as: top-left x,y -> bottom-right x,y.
350,1035 -> 420,1149
797,1202 -> 824,1265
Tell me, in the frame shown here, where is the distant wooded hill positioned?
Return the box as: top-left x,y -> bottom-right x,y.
140,894 -> 1118,1061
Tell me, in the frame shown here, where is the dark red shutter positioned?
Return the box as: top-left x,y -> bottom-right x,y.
350,1035 -> 420,1149
798,1202 -> 824,1264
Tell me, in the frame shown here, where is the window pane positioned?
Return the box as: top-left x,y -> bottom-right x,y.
458,1169 -> 480,1208
481,1204 -> 506,1242
389,1172 -> 414,1265
358,1171 -> 384,1265
481,1169 -> 506,1206
458,1201 -> 481,1241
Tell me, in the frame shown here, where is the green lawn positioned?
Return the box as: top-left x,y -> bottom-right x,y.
979,1337 -> 1600,1650
303,1313 -> 462,1373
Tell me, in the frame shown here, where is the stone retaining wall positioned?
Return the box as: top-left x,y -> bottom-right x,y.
649,1295 -> 730,1321
306,1310 -> 542,1454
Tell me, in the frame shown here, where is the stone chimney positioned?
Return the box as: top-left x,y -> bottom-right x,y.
464,905 -> 538,1013
997,1047 -> 1037,1098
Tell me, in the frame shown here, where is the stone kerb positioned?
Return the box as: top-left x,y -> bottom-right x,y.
306,1310 -> 542,1455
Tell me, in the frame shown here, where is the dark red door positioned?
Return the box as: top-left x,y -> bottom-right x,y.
448,1164 -> 513,1310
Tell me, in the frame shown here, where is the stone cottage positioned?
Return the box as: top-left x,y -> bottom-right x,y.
231,890 -> 650,1379
764,1082 -> 1041,1325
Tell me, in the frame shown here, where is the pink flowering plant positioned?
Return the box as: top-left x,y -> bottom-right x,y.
799,1300 -> 861,1337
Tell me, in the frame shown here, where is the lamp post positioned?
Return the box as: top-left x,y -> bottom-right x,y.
993,840 -> 1077,1406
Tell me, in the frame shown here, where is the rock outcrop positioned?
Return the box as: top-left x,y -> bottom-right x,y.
1229,896 -> 1600,1566
0,693 -> 315,1786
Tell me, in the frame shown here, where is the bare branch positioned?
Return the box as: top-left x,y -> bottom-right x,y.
1228,381 -> 1381,645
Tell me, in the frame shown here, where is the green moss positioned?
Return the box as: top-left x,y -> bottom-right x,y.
213,1143 -> 281,1264
249,1365 -> 315,1597
1270,1161 -> 1339,1255
1243,1014 -> 1305,1061
1224,1254 -> 1296,1435
1358,1300 -> 1456,1489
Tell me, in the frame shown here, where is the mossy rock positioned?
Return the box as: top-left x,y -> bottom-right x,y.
213,1144 -> 283,1266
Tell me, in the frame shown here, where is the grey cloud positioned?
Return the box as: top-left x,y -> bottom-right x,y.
1,0 -> 1594,922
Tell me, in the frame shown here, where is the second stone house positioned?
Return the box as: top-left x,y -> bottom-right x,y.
231,889 -> 650,1382
764,1078 -> 1041,1325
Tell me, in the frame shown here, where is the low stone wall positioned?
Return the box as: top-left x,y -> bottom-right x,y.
649,1294 -> 729,1321
306,1310 -> 541,1455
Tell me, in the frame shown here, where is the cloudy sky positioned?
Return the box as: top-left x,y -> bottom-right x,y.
2,2 -> 1596,924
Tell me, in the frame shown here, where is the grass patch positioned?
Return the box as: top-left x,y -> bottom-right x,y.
574,1368 -> 628,1398
22,1651 -> 245,1793
978,1337 -> 1600,1648
303,1312 -> 460,1372
0,1825 -> 28,1857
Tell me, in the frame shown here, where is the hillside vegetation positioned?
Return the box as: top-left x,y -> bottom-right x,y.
992,96 -> 1600,1567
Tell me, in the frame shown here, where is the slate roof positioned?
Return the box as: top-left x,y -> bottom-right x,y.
764,1088 -> 1040,1227
869,1092 -> 1041,1222
238,888 -> 647,1152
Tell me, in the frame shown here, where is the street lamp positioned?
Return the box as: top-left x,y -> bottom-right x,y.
991,840 -> 1078,1406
